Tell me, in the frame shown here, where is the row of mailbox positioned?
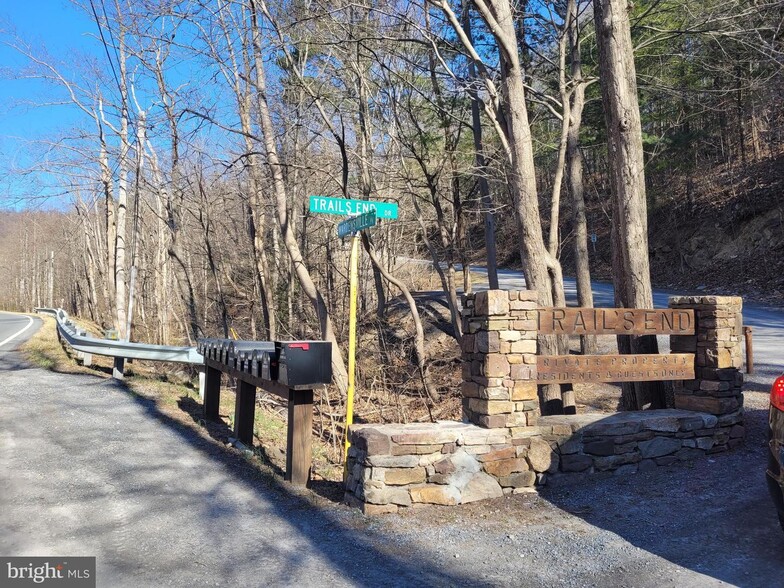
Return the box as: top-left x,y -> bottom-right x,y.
196,338 -> 332,388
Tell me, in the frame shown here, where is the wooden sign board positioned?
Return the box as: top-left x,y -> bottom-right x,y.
537,308 -> 694,336
536,353 -> 695,384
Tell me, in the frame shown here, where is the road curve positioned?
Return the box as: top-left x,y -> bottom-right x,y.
0,312 -> 40,352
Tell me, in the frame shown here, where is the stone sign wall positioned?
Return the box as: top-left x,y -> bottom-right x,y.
343,291 -> 745,514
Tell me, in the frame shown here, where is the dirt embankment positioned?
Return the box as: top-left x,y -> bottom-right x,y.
579,152 -> 784,305
648,153 -> 784,303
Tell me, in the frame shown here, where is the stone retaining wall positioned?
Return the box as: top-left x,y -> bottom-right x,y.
343,422 -> 551,515
343,409 -> 740,514
343,292 -> 746,514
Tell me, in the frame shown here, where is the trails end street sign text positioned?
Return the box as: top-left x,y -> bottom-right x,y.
309,196 -> 399,219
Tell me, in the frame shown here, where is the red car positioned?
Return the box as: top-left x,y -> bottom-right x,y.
768,375 -> 784,530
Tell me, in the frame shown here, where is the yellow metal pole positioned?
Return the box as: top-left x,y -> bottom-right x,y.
343,233 -> 360,479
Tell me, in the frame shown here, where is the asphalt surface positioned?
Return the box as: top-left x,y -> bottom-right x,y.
0,312 -> 37,351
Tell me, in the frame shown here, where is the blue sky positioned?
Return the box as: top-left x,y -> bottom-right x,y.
0,1 -> 102,208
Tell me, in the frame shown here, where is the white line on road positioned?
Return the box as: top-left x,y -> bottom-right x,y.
0,315 -> 34,350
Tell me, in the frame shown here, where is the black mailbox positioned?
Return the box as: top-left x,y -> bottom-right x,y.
275,341 -> 332,387
260,351 -> 279,381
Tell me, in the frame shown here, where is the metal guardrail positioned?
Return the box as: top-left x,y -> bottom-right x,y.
35,307 -> 203,365
34,308 -> 332,487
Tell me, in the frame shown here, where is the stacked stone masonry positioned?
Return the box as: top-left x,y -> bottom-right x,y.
461,290 -> 540,429
669,296 -> 744,426
344,291 -> 745,514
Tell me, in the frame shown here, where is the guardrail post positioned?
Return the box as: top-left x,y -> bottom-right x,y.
233,380 -> 256,446
198,366 -> 206,400
112,357 -> 125,380
286,389 -> 314,486
203,365 -> 222,421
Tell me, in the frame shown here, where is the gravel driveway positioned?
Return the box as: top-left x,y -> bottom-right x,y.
1,322 -> 782,587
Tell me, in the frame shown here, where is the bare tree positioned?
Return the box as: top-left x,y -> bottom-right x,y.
594,0 -> 664,409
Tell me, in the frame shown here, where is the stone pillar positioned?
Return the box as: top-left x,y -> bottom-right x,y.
669,296 -> 744,431
461,290 -> 539,429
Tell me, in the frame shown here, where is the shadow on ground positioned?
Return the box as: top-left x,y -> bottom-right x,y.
535,403 -> 783,585
103,373 -> 493,587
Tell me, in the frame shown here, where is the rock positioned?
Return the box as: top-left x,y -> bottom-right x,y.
352,427 -> 391,454
498,471 -> 536,488
363,485 -> 412,506
474,290 -> 509,317
674,394 -> 739,414
513,486 -> 538,494
468,399 -> 514,415
484,355 -> 511,378
483,458 -> 528,478
557,438 -> 582,455
391,429 -> 461,445
419,452 -> 450,467
594,453 -> 641,471
679,416 -> 712,431
428,449 -> 481,489
730,425 -> 745,438
409,484 -> 461,505
476,331 -> 500,353
512,382 -> 538,401
461,473 -> 504,503
476,415 -> 508,429
463,444 -> 493,455
433,457 -> 456,475
585,416 -> 642,437
644,416 -> 681,433
477,446 -> 516,462
366,454 -> 421,468
441,443 -> 457,454
638,436 -> 681,459
391,443 -> 445,456
613,464 -> 639,475
383,467 -> 426,486
638,459 -> 657,472
527,437 -> 559,473
583,439 -> 615,456
675,447 -> 703,461
561,454 -> 593,472
510,340 -> 537,354
460,428 -> 511,445
362,503 -> 399,515
717,409 -> 743,427
695,437 -> 715,451
615,442 -> 638,454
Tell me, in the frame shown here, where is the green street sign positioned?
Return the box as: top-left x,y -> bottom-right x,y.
338,210 -> 377,238
309,196 -> 399,220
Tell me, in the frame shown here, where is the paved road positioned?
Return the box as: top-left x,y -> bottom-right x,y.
0,312 -> 38,352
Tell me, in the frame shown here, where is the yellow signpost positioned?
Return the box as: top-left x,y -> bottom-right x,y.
343,233 -> 360,476
337,211 -> 379,479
